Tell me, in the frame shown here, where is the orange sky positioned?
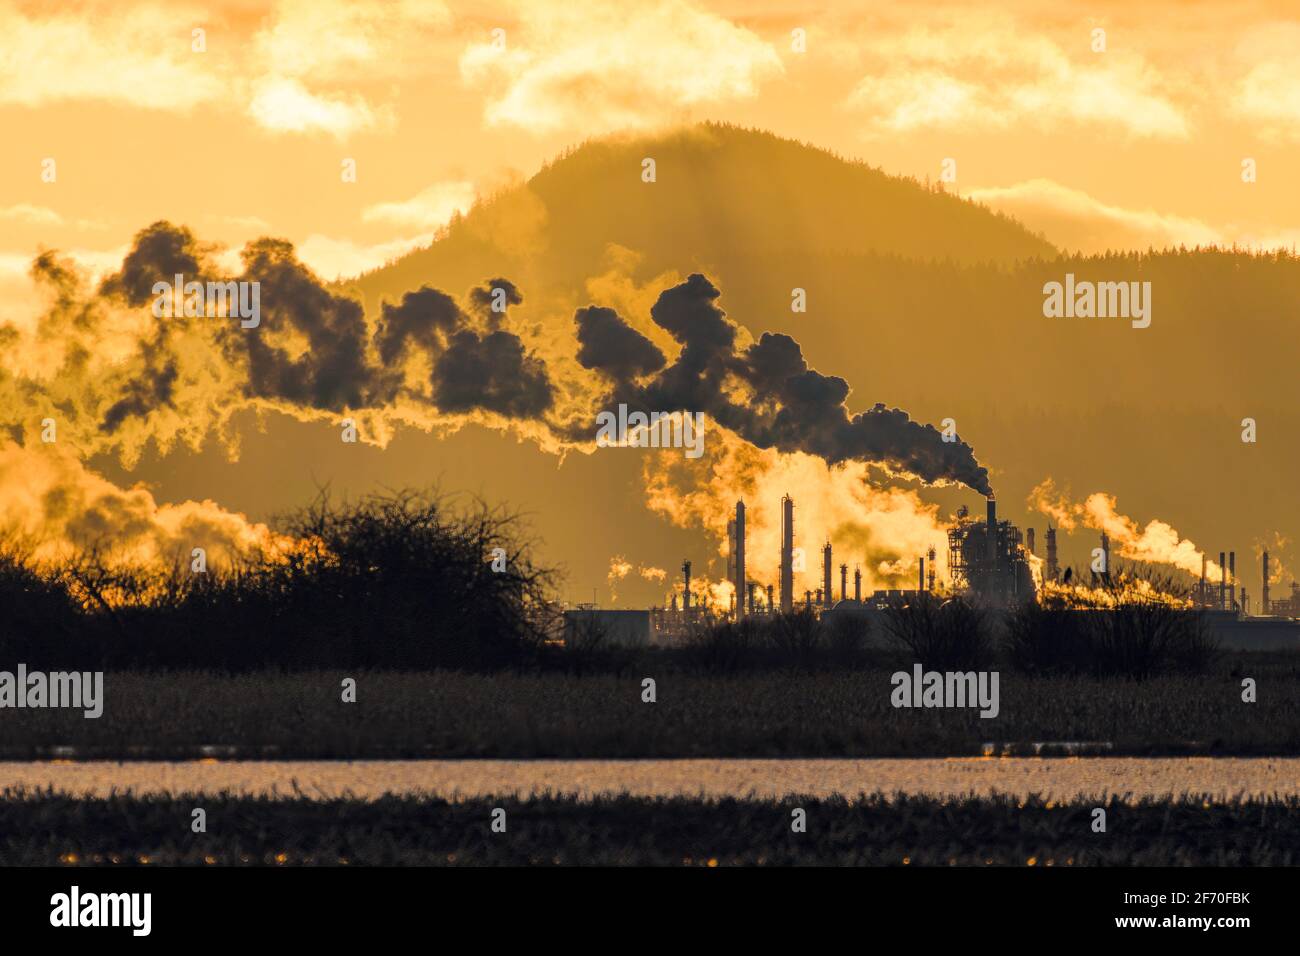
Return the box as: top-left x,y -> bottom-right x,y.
2,0 -> 1298,606
3,0 -> 1300,304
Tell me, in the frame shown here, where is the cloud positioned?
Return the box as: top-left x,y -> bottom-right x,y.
362,182 -> 478,230
1235,61 -> 1300,142
0,204 -> 64,226
246,77 -> 379,137
0,2 -> 223,110
459,0 -> 783,134
243,0 -> 451,136
845,17 -> 1189,139
252,0 -> 451,82
964,179 -> 1222,253
0,0 -> 450,137
965,178 -> 1300,254
294,233 -> 435,281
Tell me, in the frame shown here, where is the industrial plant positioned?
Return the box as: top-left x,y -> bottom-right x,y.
563,492 -> 1300,651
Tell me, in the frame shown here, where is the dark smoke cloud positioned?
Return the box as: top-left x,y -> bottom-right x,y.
433,329 -> 553,417
581,273 -> 993,495
467,277 -> 523,328
101,362 -> 178,432
94,222 -> 553,421
574,305 -> 666,381
237,238 -> 377,411
71,224 -> 987,491
373,278 -> 552,417
99,221 -> 209,305
375,286 -> 463,365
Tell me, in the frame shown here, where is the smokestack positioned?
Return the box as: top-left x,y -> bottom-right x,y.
1045,523 -> 1059,582
766,584 -> 774,614
1100,532 -> 1110,578
986,497 -> 997,568
1263,551 -> 1271,615
854,565 -> 861,602
1026,528 -> 1036,555
780,495 -> 794,614
822,542 -> 833,608
1229,551 -> 1236,610
1219,551 -> 1226,610
682,560 -> 692,619
747,582 -> 756,616
927,547 -> 937,592
840,563 -> 848,602
1201,554 -> 1207,607
806,589 -> 814,608
918,556 -> 925,592
734,500 -> 746,618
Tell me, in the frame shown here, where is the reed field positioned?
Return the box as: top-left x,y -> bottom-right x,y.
0,660 -> 1295,758
2,791 -> 1294,866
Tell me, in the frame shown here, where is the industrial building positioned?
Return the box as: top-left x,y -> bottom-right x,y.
946,497 -> 1036,605
562,608 -> 653,647
586,492 -> 1296,650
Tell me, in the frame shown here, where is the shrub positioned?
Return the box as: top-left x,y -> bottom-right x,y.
879,594 -> 994,671
0,489 -> 557,672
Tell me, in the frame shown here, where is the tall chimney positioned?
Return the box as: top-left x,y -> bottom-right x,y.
1263,551 -> 1271,615
734,500 -> 746,618
1045,523 -> 1059,582
839,563 -> 848,602
1100,532 -> 1110,577
1026,528 -> 1036,555
1219,551 -> 1226,610
1201,554 -> 1207,606
780,495 -> 794,614
918,556 -> 925,591
806,589 -> 814,608
1229,551 -> 1236,610
854,565 -> 862,602
682,560 -> 692,619
927,547 -> 937,592
986,497 -> 998,568
766,584 -> 774,614
747,582 -> 756,616
822,542 -> 833,608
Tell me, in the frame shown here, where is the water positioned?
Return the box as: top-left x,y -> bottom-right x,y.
1,757 -> 1296,800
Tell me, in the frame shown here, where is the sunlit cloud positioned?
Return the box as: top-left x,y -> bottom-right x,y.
252,0 -> 451,81
966,178 -> 1300,254
845,17 -> 1189,139
0,1 -> 222,109
294,232 -> 435,281
0,0 -> 450,137
460,0 -> 783,134
247,77 -> 379,137
0,204 -> 64,226
964,179 -> 1221,253
362,182 -> 478,230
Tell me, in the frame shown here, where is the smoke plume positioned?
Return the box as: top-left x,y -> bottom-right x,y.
577,273 -> 992,495
2,222 -> 992,570
1029,478 -> 1223,580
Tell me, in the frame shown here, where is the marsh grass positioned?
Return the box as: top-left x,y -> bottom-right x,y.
0,664 -> 1295,758
3,790 -> 1294,866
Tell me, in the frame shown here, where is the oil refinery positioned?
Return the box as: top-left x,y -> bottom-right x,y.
565,491 -> 1300,651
